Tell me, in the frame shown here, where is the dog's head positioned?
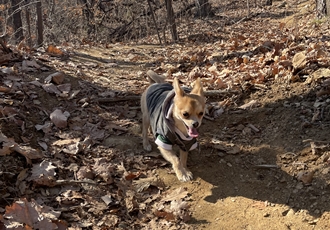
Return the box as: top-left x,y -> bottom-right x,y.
172,77 -> 205,138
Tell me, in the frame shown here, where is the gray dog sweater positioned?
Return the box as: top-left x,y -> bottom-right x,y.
146,83 -> 198,152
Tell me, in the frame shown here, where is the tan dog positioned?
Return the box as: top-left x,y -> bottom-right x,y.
141,70 -> 205,182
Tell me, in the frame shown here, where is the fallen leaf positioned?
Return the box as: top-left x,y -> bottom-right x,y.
45,72 -> 65,85
133,176 -> 164,192
93,158 -> 114,184
238,100 -> 259,110
292,52 -> 307,70
154,210 -> 176,221
0,198 -> 61,229
28,160 -> 57,186
50,109 -> 70,128
35,121 -> 52,133
42,83 -> 61,94
305,68 -> 330,84
0,132 -> 43,164
46,45 -> 64,56
161,187 -> 188,202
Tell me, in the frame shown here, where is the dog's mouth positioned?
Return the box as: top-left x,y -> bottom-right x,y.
184,124 -> 199,138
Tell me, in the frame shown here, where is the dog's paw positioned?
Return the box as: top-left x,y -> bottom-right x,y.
143,143 -> 152,152
176,168 -> 193,182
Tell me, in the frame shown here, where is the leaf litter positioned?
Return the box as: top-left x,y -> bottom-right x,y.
1,0 -> 330,229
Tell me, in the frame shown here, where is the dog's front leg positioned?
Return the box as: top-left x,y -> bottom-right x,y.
179,149 -> 193,179
158,147 -> 193,182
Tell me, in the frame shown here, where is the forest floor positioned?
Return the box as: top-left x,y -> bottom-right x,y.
1,0 -> 330,229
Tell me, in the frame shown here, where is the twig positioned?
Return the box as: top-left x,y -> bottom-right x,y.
54,179 -> 98,186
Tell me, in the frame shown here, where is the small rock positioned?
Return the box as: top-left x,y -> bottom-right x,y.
217,152 -> 225,157
263,212 -> 270,217
295,182 -> 304,190
286,208 -> 295,217
219,159 -> 226,164
236,124 -> 245,131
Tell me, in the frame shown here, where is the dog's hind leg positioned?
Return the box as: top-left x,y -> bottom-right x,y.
141,93 -> 152,152
142,114 -> 152,151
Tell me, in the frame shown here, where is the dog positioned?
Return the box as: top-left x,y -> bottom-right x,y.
141,70 -> 205,182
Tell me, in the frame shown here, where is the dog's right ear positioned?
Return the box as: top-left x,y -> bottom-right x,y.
173,77 -> 184,97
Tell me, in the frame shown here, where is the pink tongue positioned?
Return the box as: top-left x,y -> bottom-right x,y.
188,128 -> 199,138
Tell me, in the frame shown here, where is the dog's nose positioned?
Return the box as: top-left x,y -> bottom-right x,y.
192,121 -> 199,128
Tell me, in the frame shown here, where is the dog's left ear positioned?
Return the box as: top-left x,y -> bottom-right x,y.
190,78 -> 204,97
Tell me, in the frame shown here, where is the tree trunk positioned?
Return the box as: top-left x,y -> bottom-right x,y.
147,0 -> 162,44
265,0 -> 272,6
165,0 -> 178,42
36,1 -> 43,46
318,0 -> 330,17
25,0 -> 32,47
316,0 -> 327,17
11,0 -> 24,44
195,0 -> 213,18
80,0 -> 95,34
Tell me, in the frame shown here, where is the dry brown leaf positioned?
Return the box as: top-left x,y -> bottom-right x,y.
42,83 -> 62,95
305,68 -> 330,84
77,166 -> 95,180
50,109 -> 70,128
57,83 -> 71,94
154,210 -> 176,222
62,142 -> 83,154
124,190 -> 139,213
161,187 -> 188,203
46,45 -> 64,56
170,199 -> 191,222
53,138 -> 80,146
0,133 -> 43,164
12,145 -> 44,162
213,141 -> 240,154
45,72 -> 65,85
28,160 -> 57,186
22,60 -> 40,72
83,122 -> 105,140
0,133 -> 14,156
93,158 -> 114,184
238,100 -> 260,110
35,121 -> 52,133
0,198 -> 61,229
133,176 -> 164,192
0,86 -> 11,93
125,172 -> 141,181
0,106 -> 18,117
188,66 -> 202,79
292,52 -> 307,69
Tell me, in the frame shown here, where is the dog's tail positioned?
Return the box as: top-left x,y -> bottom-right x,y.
146,70 -> 166,84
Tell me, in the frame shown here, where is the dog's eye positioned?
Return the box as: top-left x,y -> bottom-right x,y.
199,112 -> 204,116
183,112 -> 189,118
